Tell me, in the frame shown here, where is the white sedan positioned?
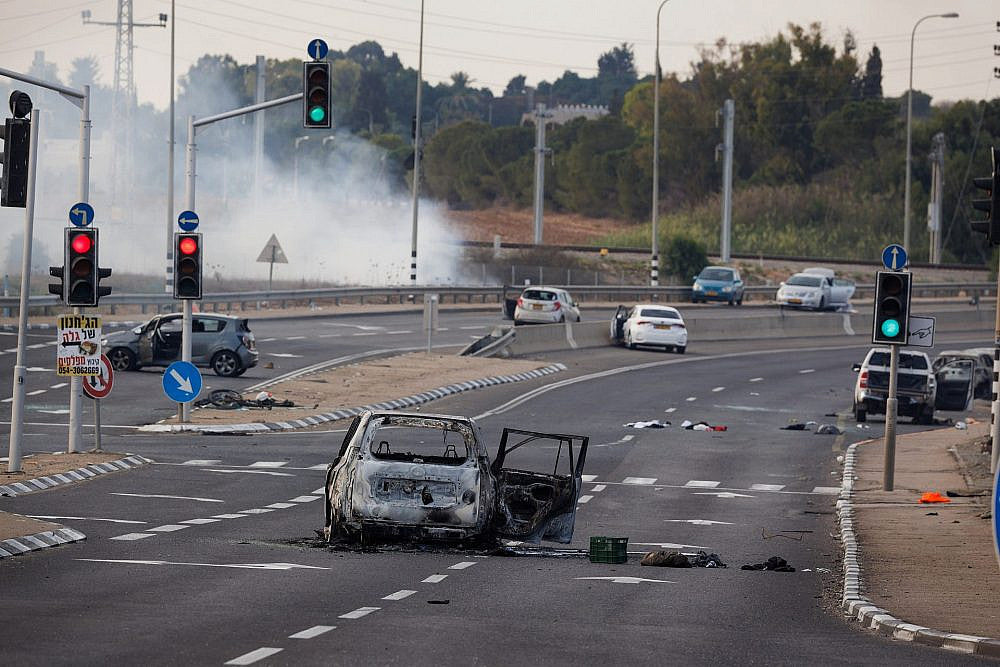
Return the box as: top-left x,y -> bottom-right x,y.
611,304 -> 687,353
775,273 -> 855,310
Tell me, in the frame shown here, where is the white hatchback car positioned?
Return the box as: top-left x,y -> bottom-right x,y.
611,304 -> 687,353
776,272 -> 855,310
513,287 -> 581,324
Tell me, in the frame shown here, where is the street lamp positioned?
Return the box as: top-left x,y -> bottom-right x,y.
409,0 -> 425,285
293,135 -> 310,200
904,11 -> 958,252
650,0 -> 669,287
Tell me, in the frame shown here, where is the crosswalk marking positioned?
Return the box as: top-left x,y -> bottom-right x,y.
684,480 -> 720,488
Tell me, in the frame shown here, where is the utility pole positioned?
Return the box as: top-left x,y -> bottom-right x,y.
82,4 -> 165,221
927,132 -> 945,264
409,0 -> 425,284
253,55 -> 265,211
719,99 -> 734,264
531,104 -> 552,245
165,0 -> 175,295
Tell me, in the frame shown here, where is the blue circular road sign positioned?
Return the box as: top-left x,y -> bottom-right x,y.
68,202 -> 95,227
162,360 -> 203,403
308,38 -> 329,61
177,210 -> 199,232
881,244 -> 907,271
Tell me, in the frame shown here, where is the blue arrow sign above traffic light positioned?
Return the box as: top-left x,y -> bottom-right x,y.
68,202 -> 94,227
177,210 -> 199,232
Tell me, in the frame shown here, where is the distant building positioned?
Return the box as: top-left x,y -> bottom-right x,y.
521,104 -> 609,127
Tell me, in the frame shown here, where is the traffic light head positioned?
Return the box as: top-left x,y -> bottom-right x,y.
173,233 -> 202,299
0,116 -> 31,208
65,228 -> 98,306
302,61 -> 331,129
970,146 -> 999,244
872,271 -> 912,345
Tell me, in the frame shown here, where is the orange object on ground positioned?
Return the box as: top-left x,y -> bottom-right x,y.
918,492 -> 951,503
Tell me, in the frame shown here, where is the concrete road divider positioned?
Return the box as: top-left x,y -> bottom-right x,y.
467,306 -> 996,357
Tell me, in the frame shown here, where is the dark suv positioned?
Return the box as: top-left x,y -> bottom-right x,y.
102,313 -> 258,377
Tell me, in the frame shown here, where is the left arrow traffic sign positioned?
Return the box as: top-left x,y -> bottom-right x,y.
162,360 -> 202,403
68,202 -> 95,227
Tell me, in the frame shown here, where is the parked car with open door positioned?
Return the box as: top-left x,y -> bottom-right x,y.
610,304 -> 687,353
323,411 -> 588,544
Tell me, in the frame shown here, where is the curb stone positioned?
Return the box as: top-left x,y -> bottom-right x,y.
138,363 -> 569,433
0,455 -> 154,498
837,441 -> 1000,657
0,526 -> 86,561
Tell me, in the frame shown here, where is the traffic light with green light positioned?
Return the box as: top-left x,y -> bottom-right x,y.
872,271 -> 911,345
303,61 -> 331,129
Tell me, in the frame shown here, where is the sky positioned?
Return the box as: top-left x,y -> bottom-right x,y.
1,0 -> 997,109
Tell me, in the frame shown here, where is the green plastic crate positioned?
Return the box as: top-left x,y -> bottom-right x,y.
589,536 -> 628,564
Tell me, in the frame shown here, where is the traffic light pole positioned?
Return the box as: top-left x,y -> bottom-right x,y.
6,109 -> 39,473
993,251 -> 1000,474
0,68 -> 91,461
883,344 -> 900,490
181,93 -> 302,422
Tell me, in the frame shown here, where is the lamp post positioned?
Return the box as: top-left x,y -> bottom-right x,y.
293,135 -> 310,200
650,0 -> 669,287
409,0 -> 425,285
904,11 -> 958,251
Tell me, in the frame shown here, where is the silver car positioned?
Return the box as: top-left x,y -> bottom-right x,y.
102,313 -> 258,377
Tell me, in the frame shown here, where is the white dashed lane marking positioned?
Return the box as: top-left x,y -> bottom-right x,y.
812,486 -> 840,494
249,461 -> 288,468
26,390 -> 46,396
147,525 -> 189,532
798,369 -> 815,374
289,495 -> 320,503
206,469 -> 293,477
422,574 -> 448,583
750,484 -> 785,491
581,474 -> 598,482
685,396 -> 697,402
179,518 -> 220,525
225,647 -> 283,665
387,330 -> 412,334
111,493 -> 224,503
578,495 -> 593,504
50,383 -> 68,389
285,336 -> 306,340
289,626 -> 336,639
711,386 -> 725,393
182,459 -> 222,466
622,477 -> 657,485
212,514 -> 248,519
339,607 -> 380,619
664,407 -> 677,413
109,533 -> 156,541
265,502 -> 296,509
257,337 -> 277,343
449,561 -> 478,570
749,377 -> 764,382
382,590 -> 417,601
591,484 -> 606,492
240,508 -> 274,514
683,480 -> 720,488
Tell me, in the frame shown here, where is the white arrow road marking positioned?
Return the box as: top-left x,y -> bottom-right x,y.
691,491 -> 754,498
631,542 -> 709,550
268,353 -> 302,358
204,469 -> 294,477
663,519 -> 733,526
576,577 -> 675,585
168,368 -> 193,394
28,515 -> 147,524
112,493 -> 223,503
77,559 -> 330,570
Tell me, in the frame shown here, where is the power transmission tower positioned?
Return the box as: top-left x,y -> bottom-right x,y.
82,4 -> 165,221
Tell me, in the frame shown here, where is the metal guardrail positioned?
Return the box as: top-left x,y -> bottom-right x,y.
0,282 -> 993,316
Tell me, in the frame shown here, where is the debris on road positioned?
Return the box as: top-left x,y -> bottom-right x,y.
741,555 -> 796,572
781,422 -> 807,430
624,420 -> 670,429
640,550 -> 727,568
194,389 -> 296,410
918,491 -> 951,503
955,421 -> 968,430
427,600 -> 450,605
814,424 -> 843,435
681,420 -> 727,431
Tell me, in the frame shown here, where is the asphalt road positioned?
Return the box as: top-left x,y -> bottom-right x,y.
0,322 -> 992,665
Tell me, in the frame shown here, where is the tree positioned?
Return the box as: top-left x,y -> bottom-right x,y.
859,45 -> 883,99
504,75 -> 527,97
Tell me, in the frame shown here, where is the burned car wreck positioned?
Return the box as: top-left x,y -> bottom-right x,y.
323,411 -> 588,544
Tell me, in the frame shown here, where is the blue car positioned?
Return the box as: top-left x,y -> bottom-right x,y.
691,266 -> 744,305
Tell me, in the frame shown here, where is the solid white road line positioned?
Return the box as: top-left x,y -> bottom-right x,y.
339,607 -> 380,619
111,493 -> 223,503
28,515 -> 147,524
109,533 -> 156,541
449,561 -> 477,570
382,590 -> 417,600
622,477 -> 657,485
289,626 -> 336,639
422,574 -> 448,583
225,647 -> 283,665
205,469 -> 294,477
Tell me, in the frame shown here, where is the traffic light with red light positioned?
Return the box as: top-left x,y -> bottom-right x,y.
173,232 -> 203,299
58,227 -> 111,306
970,146 -> 999,245
302,61 -> 331,129
872,271 -> 912,345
